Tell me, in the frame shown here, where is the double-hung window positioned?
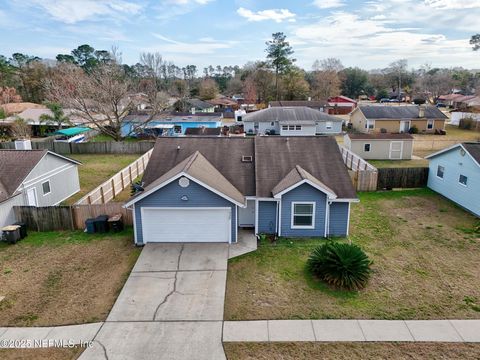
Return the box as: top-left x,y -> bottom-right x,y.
291,202 -> 315,229
459,174 -> 468,186
436,165 -> 444,179
42,180 -> 51,195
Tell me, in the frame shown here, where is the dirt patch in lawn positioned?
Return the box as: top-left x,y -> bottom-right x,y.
225,189 -> 480,320
0,230 -> 140,326
224,343 -> 480,360
0,347 -> 83,360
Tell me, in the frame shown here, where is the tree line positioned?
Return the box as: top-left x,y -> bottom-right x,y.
0,33 -> 478,141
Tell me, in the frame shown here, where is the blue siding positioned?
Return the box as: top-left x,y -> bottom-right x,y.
428,147 -> 480,217
258,201 -> 277,234
280,183 -> 327,237
134,179 -> 237,244
328,202 -> 349,236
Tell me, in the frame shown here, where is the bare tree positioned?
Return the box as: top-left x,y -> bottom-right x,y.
11,117 -> 31,139
45,61 -> 169,141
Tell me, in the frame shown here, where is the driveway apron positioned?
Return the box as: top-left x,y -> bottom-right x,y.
79,243 -> 228,360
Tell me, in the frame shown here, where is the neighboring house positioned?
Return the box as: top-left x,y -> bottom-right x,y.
344,133 -> 414,160
121,112 -> 223,137
207,98 -> 238,111
174,98 -> 216,113
269,100 -> 328,112
437,94 -> 463,107
425,142 -> 480,217
124,137 -> 357,244
242,107 -> 343,136
328,96 -> 357,115
184,127 -> 222,136
350,105 -> 448,134
0,150 -> 81,228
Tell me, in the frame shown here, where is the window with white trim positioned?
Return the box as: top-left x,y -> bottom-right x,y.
42,180 -> 51,195
436,165 -> 444,179
282,125 -> 288,131
326,121 -> 333,130
459,174 -> 468,186
289,125 -> 295,130
295,125 -> 302,130
364,143 -> 371,152
291,202 -> 315,228
427,119 -> 434,129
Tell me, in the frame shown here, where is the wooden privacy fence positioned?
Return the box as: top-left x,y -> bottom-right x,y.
0,139 -> 155,154
75,149 -> 153,205
377,167 -> 429,190
339,146 -> 378,191
14,203 -> 133,232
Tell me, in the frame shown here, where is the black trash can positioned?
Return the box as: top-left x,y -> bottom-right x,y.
108,214 -> 124,233
13,222 -> 27,239
2,226 -> 21,244
85,218 -> 96,234
94,215 -> 109,233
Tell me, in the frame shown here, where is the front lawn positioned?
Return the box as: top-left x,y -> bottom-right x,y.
0,229 -> 140,326
65,154 -> 140,204
224,189 -> 480,320
368,159 -> 428,168
224,343 -> 480,360
0,348 -> 83,360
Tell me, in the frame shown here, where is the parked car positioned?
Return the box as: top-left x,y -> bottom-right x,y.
435,103 -> 447,108
379,98 -> 390,103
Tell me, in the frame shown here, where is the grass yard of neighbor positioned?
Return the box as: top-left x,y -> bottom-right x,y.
65,154 -> 140,204
0,347 -> 83,360
224,342 -> 480,360
368,159 -> 429,168
0,229 -> 140,327
225,189 -> 480,321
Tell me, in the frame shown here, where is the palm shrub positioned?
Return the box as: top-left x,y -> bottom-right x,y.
307,242 -> 371,290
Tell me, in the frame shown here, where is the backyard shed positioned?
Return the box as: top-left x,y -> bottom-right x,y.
344,133 -> 414,160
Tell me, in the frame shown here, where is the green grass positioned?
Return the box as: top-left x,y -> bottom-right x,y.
368,159 -> 429,168
64,154 -> 140,204
225,189 -> 480,320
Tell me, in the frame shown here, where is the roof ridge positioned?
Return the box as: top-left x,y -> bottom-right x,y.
183,151 -> 201,172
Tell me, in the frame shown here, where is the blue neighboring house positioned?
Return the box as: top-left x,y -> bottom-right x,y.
426,142 -> 480,217
124,137 -> 358,245
121,112 -> 223,137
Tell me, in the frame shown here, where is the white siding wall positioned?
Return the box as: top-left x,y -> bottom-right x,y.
0,195 -> 25,228
21,154 -> 80,206
244,121 -> 280,135
279,125 -> 316,136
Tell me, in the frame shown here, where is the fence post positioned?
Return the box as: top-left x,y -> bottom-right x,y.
121,171 -> 125,191
100,186 -> 105,204
129,167 -> 133,183
88,195 -> 92,205
136,161 -> 140,178
111,178 -> 116,199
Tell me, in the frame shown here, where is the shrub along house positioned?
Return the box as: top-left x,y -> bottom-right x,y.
426,142 -> 480,217
124,137 -> 358,244
242,107 -> 343,136
350,105 -> 447,134
0,149 -> 81,228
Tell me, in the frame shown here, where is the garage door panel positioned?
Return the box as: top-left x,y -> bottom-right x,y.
141,208 -> 231,243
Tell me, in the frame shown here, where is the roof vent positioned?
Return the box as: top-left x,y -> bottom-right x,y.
241,155 -> 253,163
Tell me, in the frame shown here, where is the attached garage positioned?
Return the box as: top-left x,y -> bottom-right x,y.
141,208 -> 231,243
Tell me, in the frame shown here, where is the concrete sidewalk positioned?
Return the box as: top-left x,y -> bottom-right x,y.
223,320 -> 480,343
0,323 -> 102,348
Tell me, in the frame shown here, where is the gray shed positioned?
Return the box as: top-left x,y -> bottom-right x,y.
344,133 -> 414,160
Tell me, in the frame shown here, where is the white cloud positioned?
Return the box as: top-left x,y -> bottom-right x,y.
28,0 -> 143,24
151,33 -> 235,54
292,9 -> 478,69
237,7 -> 296,23
312,0 -> 345,9
424,0 -> 480,9
164,0 -> 213,4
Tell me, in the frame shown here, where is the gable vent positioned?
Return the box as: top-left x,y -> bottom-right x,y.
241,155 -> 253,163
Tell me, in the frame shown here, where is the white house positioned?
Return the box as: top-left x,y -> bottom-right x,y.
0,149 -> 81,227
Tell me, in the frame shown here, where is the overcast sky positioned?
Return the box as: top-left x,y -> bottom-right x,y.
1,0 -> 479,70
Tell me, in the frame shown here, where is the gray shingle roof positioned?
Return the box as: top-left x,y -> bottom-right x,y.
463,142 -> 480,165
243,107 -> 342,123
359,105 -> 448,120
184,127 -> 221,136
269,100 -> 328,108
140,136 -> 356,201
142,151 -> 245,205
254,137 -> 357,199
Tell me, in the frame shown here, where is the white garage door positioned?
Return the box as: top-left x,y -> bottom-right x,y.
141,208 -> 231,243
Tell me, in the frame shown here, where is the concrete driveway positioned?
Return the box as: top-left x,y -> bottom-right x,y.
80,243 -> 228,360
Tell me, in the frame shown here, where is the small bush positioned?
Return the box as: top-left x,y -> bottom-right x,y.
408,125 -> 419,134
307,242 -> 371,290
